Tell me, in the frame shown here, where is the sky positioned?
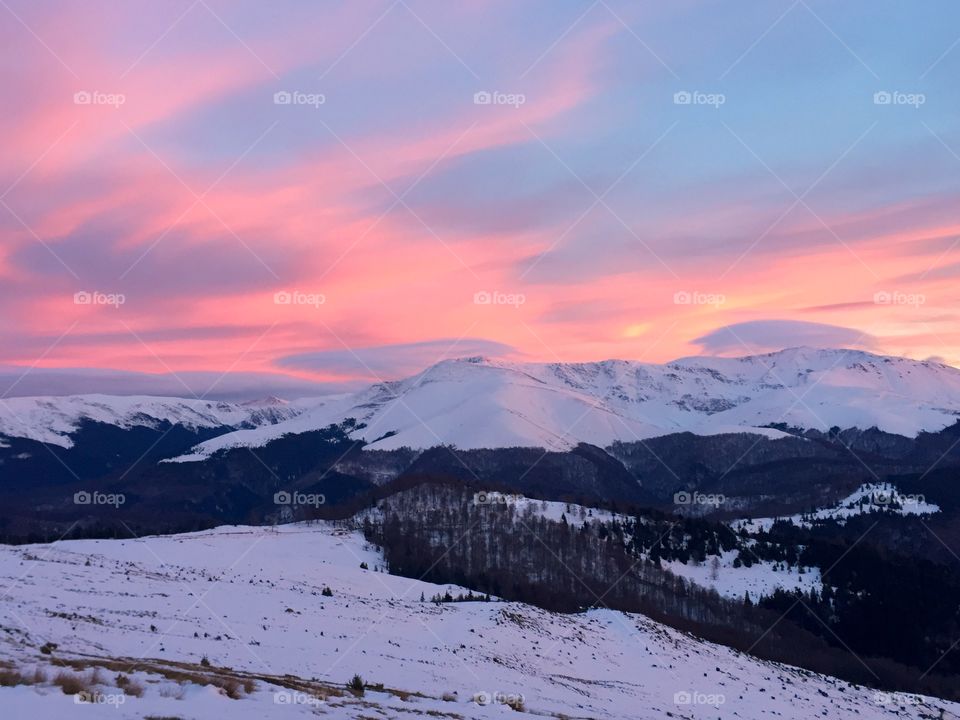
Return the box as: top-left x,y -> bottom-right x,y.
2,0 -> 960,398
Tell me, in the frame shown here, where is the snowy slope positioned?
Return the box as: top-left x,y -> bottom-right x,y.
0,394 -> 306,448
175,347 -> 960,458
0,522 -> 955,719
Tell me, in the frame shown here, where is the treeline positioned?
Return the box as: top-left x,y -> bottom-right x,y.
760,519 -> 960,679
367,486 -> 736,623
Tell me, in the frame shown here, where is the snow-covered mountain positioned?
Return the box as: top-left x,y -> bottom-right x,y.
0,394 -> 306,448
0,520 -> 952,719
174,347 -> 960,459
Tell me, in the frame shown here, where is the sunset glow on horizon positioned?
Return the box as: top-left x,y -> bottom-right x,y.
3,0 -> 960,397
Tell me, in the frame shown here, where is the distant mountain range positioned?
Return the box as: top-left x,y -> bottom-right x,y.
168,346 -> 960,459
0,393 -> 303,448
2,347 -> 959,459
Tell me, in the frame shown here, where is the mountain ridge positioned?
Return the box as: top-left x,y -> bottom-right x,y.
173,346 -> 960,459
0,394 -> 306,448
3,347 -> 959,457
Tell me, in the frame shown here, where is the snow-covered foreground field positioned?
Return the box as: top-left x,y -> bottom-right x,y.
0,522 -> 955,719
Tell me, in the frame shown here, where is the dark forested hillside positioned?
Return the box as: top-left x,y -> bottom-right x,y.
0,422 -> 375,542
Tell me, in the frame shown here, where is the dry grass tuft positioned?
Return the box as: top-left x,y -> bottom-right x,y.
0,669 -> 25,687
218,677 -> 244,699
52,670 -> 90,695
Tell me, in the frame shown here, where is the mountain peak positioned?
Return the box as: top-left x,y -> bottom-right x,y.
240,395 -> 290,407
